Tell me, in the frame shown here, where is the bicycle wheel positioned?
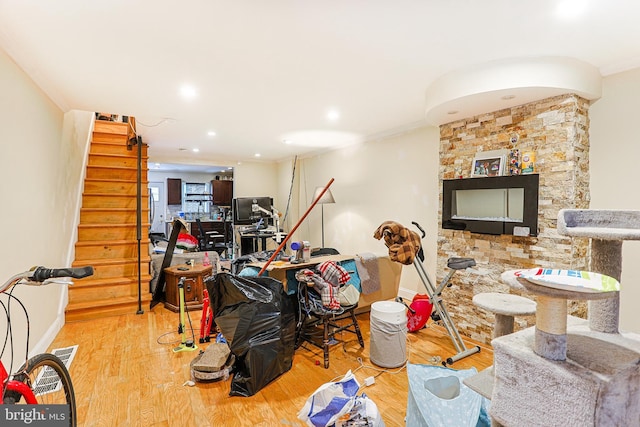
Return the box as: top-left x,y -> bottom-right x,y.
9,353 -> 77,427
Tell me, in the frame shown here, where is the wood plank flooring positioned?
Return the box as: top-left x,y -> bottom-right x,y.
50,304 -> 493,426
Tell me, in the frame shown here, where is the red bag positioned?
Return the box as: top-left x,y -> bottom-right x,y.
176,233 -> 198,250
406,294 -> 433,332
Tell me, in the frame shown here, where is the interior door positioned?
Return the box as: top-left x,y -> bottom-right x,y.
148,182 -> 165,234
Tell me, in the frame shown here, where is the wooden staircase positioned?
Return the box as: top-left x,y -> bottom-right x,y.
67,118 -> 152,322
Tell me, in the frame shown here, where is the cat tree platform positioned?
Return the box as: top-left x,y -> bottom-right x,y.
489,209 -> 640,426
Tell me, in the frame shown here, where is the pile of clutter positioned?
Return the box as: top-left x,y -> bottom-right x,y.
190,334 -> 235,382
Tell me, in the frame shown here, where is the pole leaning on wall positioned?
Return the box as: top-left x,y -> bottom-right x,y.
257,177 -> 335,276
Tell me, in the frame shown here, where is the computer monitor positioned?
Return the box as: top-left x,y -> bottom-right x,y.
232,197 -> 273,225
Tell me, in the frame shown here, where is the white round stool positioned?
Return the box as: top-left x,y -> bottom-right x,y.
473,292 -> 537,338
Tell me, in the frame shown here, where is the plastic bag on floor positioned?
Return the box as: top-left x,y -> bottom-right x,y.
206,272 -> 296,397
298,371 -> 385,427
406,363 -> 487,427
336,393 -> 385,427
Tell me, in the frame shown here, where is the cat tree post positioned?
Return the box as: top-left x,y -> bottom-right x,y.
557,209 -> 640,333
488,209 -> 640,426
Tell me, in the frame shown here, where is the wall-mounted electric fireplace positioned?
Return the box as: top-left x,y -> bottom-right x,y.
442,174 -> 539,236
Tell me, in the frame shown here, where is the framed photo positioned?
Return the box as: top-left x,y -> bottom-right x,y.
471,154 -> 505,178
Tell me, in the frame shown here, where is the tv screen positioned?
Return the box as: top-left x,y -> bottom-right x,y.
233,197 -> 273,225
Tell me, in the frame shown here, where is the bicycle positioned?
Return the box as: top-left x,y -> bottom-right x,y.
1,265 -> 93,427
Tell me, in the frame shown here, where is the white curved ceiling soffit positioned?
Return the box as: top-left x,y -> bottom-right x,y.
425,57 -> 603,126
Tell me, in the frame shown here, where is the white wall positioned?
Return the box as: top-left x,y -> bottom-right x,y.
589,67 -> 640,333
276,127 -> 441,296
0,48 -> 91,369
234,161 -> 281,207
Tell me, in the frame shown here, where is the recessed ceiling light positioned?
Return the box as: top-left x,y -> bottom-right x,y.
254,153 -> 261,157
192,148 -> 200,153
326,109 -> 340,121
207,131 -> 216,137
179,84 -> 197,100
556,0 -> 589,20
447,110 -> 459,115
501,94 -> 516,100
282,139 -> 292,144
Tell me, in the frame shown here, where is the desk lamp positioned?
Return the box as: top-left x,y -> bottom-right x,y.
312,186 -> 335,248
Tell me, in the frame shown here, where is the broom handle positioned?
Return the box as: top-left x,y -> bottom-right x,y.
258,178 -> 335,276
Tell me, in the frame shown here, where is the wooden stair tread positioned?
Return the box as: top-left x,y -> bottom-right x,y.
73,257 -> 151,266
81,207 -> 145,212
93,122 -> 129,135
71,275 -> 152,288
75,239 -> 151,246
90,140 -> 133,145
78,223 -> 149,228
81,193 -> 146,197
86,164 -> 143,171
84,178 -> 147,183
89,152 -> 149,159
66,294 -> 152,311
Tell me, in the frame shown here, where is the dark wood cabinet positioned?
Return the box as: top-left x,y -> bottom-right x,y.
212,180 -> 233,206
163,264 -> 213,312
167,178 -> 182,205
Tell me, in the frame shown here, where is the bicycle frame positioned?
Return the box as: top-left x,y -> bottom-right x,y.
0,266 -> 93,407
1,360 -> 37,404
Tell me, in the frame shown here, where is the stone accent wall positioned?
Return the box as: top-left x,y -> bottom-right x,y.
438,94 -> 591,344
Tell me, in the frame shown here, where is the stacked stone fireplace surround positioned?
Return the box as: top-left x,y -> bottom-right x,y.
437,93 -> 592,345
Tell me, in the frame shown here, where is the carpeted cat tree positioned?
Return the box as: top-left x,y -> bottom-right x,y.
490,209 -> 640,427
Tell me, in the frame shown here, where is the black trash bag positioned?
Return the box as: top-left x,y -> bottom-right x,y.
206,272 -> 296,397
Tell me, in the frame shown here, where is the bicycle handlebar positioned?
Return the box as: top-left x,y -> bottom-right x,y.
1,265 -> 94,295
31,266 -> 94,282
411,221 -> 426,238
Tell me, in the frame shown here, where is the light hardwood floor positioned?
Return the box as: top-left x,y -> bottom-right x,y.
51,305 -> 493,426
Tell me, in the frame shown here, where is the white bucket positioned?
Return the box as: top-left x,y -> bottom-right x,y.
370,301 -> 407,368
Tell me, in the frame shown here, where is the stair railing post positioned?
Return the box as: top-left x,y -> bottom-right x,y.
129,134 -> 144,315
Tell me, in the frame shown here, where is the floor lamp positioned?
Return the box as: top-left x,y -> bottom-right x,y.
312,186 -> 335,248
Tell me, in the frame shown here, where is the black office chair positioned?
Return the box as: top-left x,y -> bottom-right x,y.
195,218 -> 226,256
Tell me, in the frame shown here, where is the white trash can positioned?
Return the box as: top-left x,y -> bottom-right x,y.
369,301 -> 407,368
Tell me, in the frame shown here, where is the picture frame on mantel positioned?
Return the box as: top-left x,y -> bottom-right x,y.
471,153 -> 505,178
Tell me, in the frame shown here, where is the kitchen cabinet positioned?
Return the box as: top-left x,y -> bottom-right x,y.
212,180 -> 233,206
167,178 -> 182,205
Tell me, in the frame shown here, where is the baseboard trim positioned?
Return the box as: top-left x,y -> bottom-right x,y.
30,287 -> 67,357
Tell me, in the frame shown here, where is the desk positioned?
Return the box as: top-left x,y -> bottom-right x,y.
249,254 -> 355,294
240,232 -> 274,254
164,264 -> 213,312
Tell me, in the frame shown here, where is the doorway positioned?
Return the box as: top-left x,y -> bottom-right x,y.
148,182 -> 165,235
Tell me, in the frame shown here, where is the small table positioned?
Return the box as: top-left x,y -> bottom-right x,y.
164,264 -> 213,312
249,254 -> 354,293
